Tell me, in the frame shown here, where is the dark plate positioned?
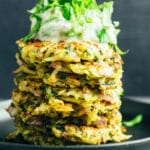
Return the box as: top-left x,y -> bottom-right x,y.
0,97 -> 150,150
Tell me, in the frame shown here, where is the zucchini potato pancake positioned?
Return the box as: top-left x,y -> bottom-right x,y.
7,40 -> 131,145
7,0 -> 131,145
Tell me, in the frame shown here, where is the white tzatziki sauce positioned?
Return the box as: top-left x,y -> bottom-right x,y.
31,7 -> 118,44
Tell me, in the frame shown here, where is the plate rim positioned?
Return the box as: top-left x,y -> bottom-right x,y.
0,137 -> 150,148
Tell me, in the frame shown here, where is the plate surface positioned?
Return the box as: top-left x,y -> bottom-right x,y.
0,98 -> 150,150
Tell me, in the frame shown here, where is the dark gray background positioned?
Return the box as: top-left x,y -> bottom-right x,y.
0,0 -> 150,99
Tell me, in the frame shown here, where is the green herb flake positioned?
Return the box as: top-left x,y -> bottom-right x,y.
56,125 -> 64,131
62,3 -> 71,20
23,14 -> 41,43
46,87 -> 52,99
86,17 -> 93,23
97,28 -> 110,43
123,114 -> 143,127
58,72 -> 68,80
115,45 -> 129,55
83,49 -> 90,56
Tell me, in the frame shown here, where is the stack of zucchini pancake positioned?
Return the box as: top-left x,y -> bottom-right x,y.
7,0 -> 131,145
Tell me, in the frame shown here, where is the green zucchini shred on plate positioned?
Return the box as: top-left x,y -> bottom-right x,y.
123,114 -> 143,127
